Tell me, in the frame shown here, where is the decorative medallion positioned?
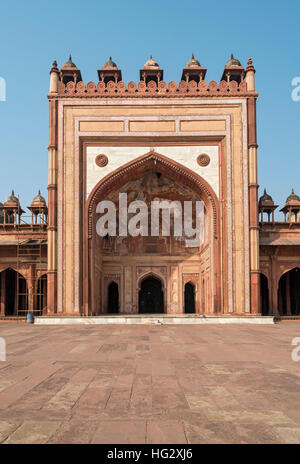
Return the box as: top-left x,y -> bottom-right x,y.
197,153 -> 210,167
95,154 -> 108,167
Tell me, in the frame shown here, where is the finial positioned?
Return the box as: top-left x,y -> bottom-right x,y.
69,54 -> 72,61
12,189 -> 14,196
191,53 -> 195,59
38,189 -> 41,195
150,55 -> 152,59
231,53 -> 234,59
52,60 -> 57,67
292,188 -> 295,194
264,188 -> 267,194
248,56 -> 253,66
109,56 -> 112,60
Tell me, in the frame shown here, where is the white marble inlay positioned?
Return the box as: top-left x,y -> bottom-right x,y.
86,145 -> 219,199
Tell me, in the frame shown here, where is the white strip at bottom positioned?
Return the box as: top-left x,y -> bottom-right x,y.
34,315 -> 275,325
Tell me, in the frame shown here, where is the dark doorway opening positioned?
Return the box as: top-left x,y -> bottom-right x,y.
37,275 -> 47,314
278,268 -> 300,316
139,276 -> 164,314
107,281 -> 119,313
260,274 -> 269,315
184,282 -> 196,313
5,269 -> 16,316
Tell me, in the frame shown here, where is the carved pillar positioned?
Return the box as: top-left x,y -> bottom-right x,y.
0,272 -> 5,316
248,96 -> 260,313
47,98 -> 58,314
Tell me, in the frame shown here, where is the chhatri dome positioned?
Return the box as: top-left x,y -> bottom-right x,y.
225,53 -> 242,67
102,57 -> 118,69
4,190 -> 19,206
62,54 -> 77,69
144,55 -> 159,68
259,189 -> 273,203
31,190 -> 47,207
286,189 -> 300,203
186,54 -> 201,67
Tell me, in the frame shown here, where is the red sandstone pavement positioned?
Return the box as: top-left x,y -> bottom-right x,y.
0,321 -> 299,444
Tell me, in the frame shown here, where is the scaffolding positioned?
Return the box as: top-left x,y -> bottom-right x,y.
16,212 -> 47,316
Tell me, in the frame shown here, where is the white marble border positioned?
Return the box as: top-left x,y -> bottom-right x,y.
56,98 -> 248,315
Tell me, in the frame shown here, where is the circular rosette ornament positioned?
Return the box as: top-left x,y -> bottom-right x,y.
95,154 -> 108,167
197,154 -> 211,167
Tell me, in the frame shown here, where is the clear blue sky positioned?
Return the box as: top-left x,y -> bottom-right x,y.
0,0 -> 299,217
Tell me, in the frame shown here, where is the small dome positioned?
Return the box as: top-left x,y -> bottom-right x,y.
186,54 -> 201,67
102,57 -> 117,69
62,54 -> 77,69
4,190 -> 19,206
286,188 -> 300,203
226,53 -> 242,67
259,189 -> 273,203
31,190 -> 46,206
144,55 -> 159,68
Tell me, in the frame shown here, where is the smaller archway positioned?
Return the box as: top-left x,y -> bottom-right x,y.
37,274 -> 47,314
139,276 -> 164,314
184,282 -> 196,314
107,281 -> 119,314
3,268 -> 28,316
260,274 -> 269,316
278,268 -> 300,316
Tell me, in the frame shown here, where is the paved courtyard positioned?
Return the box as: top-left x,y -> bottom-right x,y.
0,321 -> 299,444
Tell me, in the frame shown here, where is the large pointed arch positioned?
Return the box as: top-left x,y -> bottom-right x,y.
83,151 -> 221,315
86,151 -> 219,237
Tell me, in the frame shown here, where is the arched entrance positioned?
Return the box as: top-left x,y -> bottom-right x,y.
107,281 -> 119,313
2,268 -> 28,316
278,268 -> 300,316
86,151 -> 220,315
139,276 -> 164,314
184,282 -> 196,313
260,273 -> 269,315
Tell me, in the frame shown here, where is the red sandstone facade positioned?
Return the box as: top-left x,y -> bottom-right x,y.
0,54 -> 299,317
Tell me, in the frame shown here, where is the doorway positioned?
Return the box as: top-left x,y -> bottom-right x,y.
139,276 -> 164,314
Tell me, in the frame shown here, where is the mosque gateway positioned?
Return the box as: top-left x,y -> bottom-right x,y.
0,54 -> 299,318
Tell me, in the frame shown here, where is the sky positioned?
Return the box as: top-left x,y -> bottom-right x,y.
0,0 -> 299,218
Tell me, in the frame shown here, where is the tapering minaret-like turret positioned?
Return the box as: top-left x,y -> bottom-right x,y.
49,60 -> 59,94
245,56 -> 256,91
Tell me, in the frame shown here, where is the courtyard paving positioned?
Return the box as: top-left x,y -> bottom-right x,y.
0,321 -> 299,444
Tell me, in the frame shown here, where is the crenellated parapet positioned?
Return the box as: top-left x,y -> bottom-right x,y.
53,78 -> 255,98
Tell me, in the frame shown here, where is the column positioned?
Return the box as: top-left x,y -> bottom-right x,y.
47,97 -> 58,314
248,96 -> 260,313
